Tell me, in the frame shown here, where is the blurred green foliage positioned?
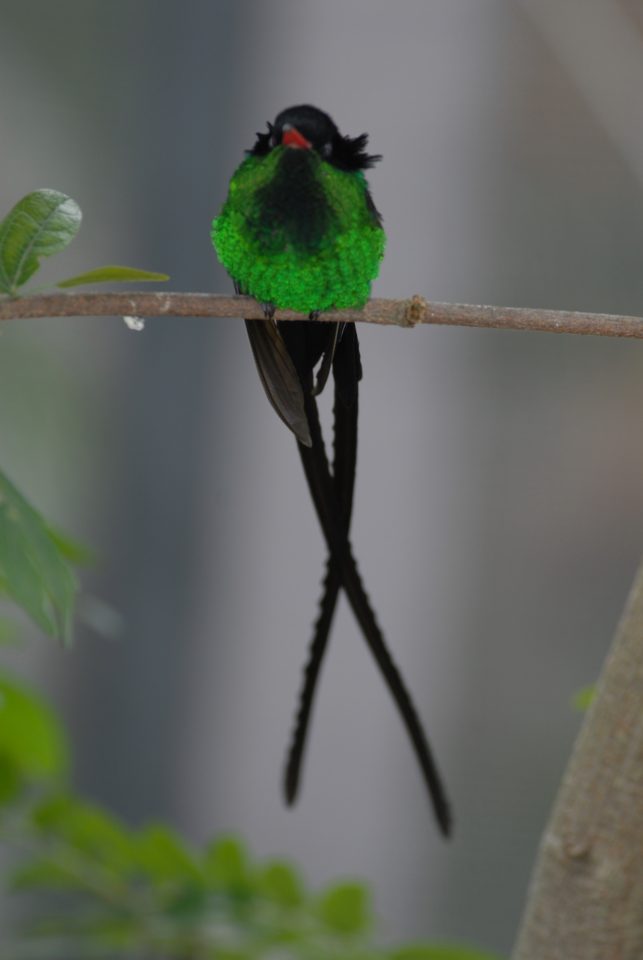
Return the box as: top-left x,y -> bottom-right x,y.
0,469 -> 78,646
0,461 -> 502,960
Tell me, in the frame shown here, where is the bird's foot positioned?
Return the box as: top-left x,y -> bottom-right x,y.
261,302 -> 276,321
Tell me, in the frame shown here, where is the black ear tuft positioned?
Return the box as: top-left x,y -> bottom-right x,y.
331,132 -> 382,172
248,122 -> 274,156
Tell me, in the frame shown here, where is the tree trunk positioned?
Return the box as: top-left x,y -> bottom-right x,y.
513,556 -> 643,959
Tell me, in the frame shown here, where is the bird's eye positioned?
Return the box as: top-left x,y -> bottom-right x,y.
321,142 -> 332,158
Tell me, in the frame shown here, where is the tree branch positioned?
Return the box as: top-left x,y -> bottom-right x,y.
1,292 -> 643,338
513,554 -> 643,959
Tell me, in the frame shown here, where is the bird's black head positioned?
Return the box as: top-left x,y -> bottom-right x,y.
249,104 -> 381,172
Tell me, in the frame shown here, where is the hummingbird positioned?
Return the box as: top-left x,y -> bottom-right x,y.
212,105 -> 451,835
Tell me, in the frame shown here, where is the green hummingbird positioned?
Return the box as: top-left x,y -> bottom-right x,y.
212,105 -> 450,835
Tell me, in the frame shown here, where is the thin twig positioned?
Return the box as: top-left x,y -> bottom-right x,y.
1,292 -> 643,338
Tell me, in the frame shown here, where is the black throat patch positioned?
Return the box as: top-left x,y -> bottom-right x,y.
249,149 -> 337,255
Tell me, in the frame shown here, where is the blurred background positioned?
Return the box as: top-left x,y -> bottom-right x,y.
2,0 -> 643,954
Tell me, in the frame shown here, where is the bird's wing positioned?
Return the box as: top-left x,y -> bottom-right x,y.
244,318 -> 312,447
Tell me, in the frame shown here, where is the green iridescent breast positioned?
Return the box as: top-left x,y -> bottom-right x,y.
212,146 -> 385,313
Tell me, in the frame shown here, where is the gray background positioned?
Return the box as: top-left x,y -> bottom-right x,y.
2,1 -> 643,953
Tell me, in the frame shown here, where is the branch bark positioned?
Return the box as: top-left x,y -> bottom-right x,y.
1,291 -> 643,338
513,555 -> 643,960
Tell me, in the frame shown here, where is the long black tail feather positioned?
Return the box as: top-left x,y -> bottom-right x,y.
283,328 -> 360,803
295,362 -> 451,836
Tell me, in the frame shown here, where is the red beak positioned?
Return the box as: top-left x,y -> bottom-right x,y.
281,126 -> 312,150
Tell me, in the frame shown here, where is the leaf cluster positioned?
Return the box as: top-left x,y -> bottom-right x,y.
0,683 -> 499,960
0,189 -> 167,297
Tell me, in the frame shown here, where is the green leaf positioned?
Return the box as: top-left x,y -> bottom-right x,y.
317,882 -> 371,936
390,946 -> 505,960
57,264 -> 169,288
0,675 -> 68,799
0,508 -> 58,637
45,525 -> 95,566
203,835 -> 252,894
572,684 -> 596,712
31,794 -> 134,873
0,189 -> 81,294
256,860 -> 304,907
0,754 -> 21,805
0,469 -> 78,645
133,823 -> 203,886
10,856 -> 82,892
